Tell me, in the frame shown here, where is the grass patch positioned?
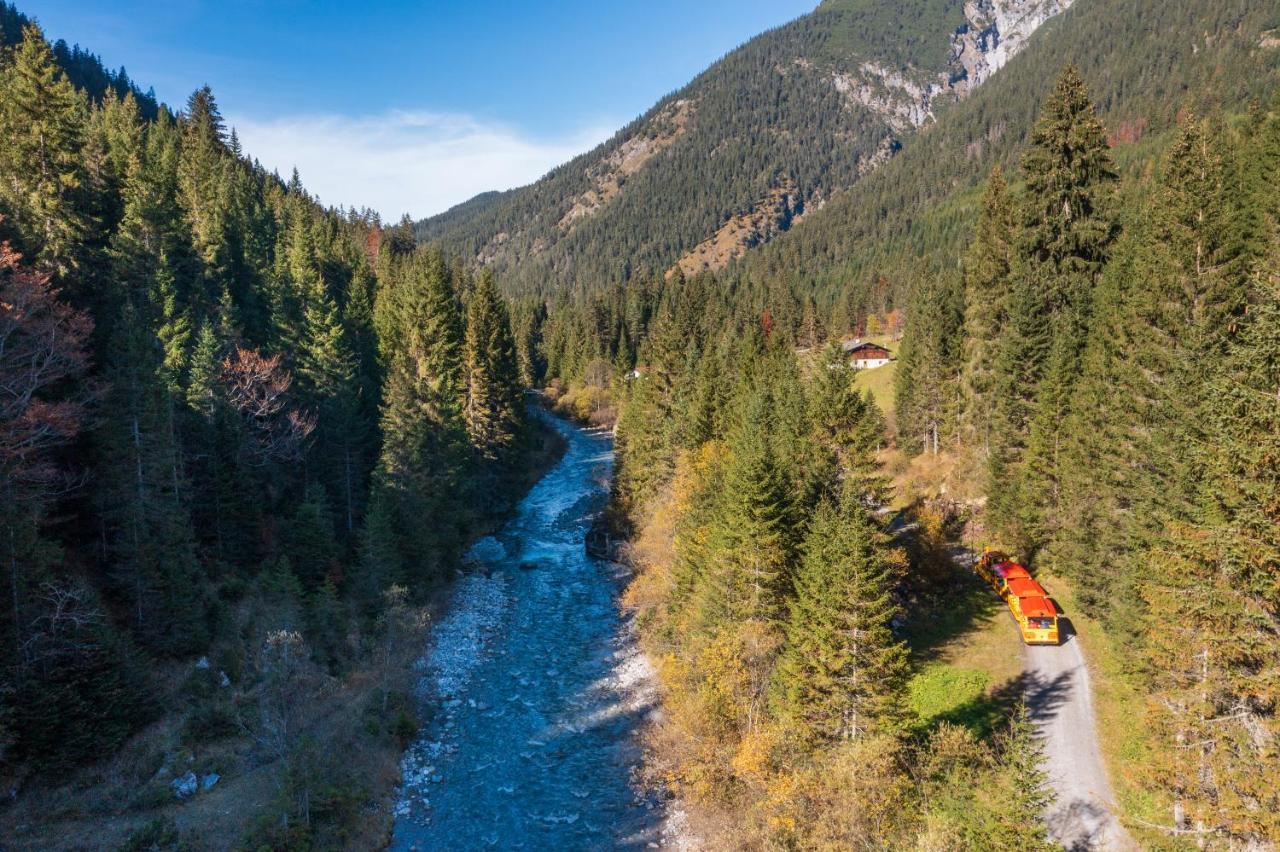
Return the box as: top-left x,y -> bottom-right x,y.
854,359 -> 897,414
908,665 -> 988,726
904,573 -> 1026,739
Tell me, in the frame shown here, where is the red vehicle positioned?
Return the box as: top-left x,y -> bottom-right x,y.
975,550 -> 1061,645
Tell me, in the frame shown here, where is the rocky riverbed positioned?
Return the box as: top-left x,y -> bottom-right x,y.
392,413 -> 671,850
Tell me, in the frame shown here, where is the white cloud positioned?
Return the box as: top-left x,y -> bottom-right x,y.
226,110 -> 617,221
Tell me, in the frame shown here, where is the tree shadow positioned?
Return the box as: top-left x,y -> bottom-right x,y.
1023,668 -> 1074,725
924,667 -> 1074,740
902,570 -> 1006,665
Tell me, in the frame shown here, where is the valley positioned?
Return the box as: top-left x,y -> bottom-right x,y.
1,0 -> 1279,848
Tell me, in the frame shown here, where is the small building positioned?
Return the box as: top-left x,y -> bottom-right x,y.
842,340 -> 892,370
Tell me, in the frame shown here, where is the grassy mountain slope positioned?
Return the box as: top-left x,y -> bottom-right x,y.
418,0 -> 1074,295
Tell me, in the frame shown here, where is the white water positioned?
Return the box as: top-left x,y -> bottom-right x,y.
392,413 -> 668,850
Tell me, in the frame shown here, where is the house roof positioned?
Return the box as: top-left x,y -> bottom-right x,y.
843,340 -> 891,355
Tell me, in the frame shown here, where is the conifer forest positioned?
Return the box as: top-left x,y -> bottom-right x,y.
1,0 -> 1279,849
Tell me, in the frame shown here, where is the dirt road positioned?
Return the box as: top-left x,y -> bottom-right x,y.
1024,627 -> 1136,850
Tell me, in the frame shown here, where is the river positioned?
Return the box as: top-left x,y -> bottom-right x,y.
391,412 -> 668,850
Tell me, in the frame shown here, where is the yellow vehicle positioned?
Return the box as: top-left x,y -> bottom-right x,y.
975,550 -> 1061,645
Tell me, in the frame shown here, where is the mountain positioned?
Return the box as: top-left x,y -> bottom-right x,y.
728,0 -> 1280,310
418,0 -> 1078,294
0,1 -> 161,117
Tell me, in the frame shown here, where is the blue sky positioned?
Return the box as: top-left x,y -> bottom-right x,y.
23,0 -> 816,218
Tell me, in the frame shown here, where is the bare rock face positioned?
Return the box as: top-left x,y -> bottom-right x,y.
832,0 -> 1076,129
956,0 -> 1077,89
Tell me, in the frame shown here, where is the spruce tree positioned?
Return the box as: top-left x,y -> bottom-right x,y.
285,483 -> 339,589
960,167 -> 1016,455
97,297 -> 207,656
1052,115 -> 1249,613
988,66 -> 1117,550
695,390 -> 795,628
894,271 -> 963,456
771,493 -> 908,743
0,24 -> 87,278
807,342 -> 884,503
372,246 -> 469,578
463,271 -> 523,461
1142,256 -> 1280,844
967,703 -> 1056,851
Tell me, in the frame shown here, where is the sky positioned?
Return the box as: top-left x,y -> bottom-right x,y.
22,0 -> 816,220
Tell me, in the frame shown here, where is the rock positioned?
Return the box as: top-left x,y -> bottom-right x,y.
171,771 -> 198,799
200,773 -> 219,790
194,656 -> 210,670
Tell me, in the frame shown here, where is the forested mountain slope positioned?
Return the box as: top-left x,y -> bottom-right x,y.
727,0 -> 1280,314
0,1 -> 160,116
0,12 -> 539,847
418,0 -> 1076,294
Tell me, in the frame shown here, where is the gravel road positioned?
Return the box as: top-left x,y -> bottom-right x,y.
1024,626 -> 1137,850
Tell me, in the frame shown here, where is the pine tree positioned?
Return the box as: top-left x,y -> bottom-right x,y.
1018,65 -> 1117,315
807,342 -> 885,503
771,493 -> 908,743
463,271 -> 523,461
0,24 -> 87,278
285,483 -> 339,589
352,493 -> 404,616
372,246 -> 469,578
1051,115 -> 1249,612
988,66 -> 1117,550
290,211 -> 364,536
965,703 -> 1056,851
97,137 -> 209,655
96,297 -> 207,656
176,85 -> 233,312
987,270 -> 1050,552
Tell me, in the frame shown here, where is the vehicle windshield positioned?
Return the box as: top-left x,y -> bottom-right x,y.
1030,618 -> 1056,630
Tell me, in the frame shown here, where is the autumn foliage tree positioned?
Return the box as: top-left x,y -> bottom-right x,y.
0,238 -> 94,655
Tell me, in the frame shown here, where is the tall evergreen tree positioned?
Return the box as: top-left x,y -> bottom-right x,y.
806,342 -> 884,503
1050,115 -> 1248,611
988,66 -> 1117,550
463,271 -> 523,461
1142,256 -> 1280,844
960,167 -> 1016,455
372,247 -> 468,578
0,24 -> 87,278
894,271 -> 963,456
771,493 -> 907,743
695,390 -> 795,628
